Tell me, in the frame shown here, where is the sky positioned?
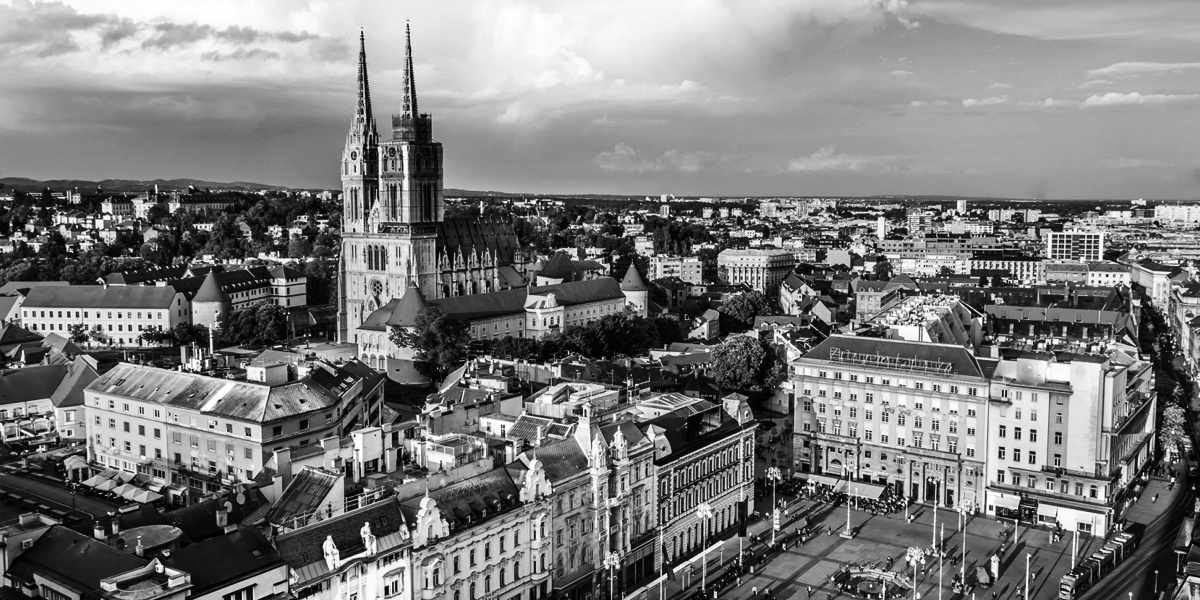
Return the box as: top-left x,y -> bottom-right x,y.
3,0 -> 1200,199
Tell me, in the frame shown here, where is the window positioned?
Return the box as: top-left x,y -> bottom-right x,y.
137,425 -> 145,436
914,382 -> 924,390
1055,412 -> 1063,424
865,411 -> 873,421
222,586 -> 255,600
245,448 -> 254,460
998,425 -> 1006,438
1013,449 -> 1021,462
968,387 -> 978,396
1054,432 -> 1063,445
1015,409 -> 1022,420
967,408 -> 977,417
1029,430 -> 1038,442
914,416 -> 923,428
153,428 -> 160,439
881,434 -> 889,444
299,419 -> 309,430
865,393 -> 874,403
1031,410 -> 1037,422
245,427 -> 252,437
1029,451 -> 1037,464
998,447 -> 1006,460
932,384 -> 941,392
950,385 -> 959,394
996,470 -> 1005,484
897,414 -> 906,426
1054,454 -> 1062,467
881,412 -> 890,423
966,446 -> 975,458
272,425 -> 282,437
1027,476 -> 1036,488
1014,427 -> 1022,440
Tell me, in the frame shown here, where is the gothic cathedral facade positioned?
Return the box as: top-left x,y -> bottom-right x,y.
337,27 -> 520,343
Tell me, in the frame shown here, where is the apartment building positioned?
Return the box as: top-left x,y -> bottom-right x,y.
1131,258 -> 1185,308
983,351 -> 1155,533
968,254 -> 1045,284
1086,261 -> 1131,288
1154,203 -> 1200,223
862,294 -> 982,350
1045,262 -> 1089,285
650,255 -> 703,285
82,361 -> 382,504
1045,230 -> 1105,262
717,249 -> 795,295
21,286 -> 190,347
791,335 -> 990,510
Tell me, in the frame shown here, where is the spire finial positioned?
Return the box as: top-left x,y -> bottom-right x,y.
401,21 -> 418,118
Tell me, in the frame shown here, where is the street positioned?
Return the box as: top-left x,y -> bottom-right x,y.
0,470 -> 121,522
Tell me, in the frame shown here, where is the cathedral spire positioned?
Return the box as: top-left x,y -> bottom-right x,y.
352,28 -> 375,136
401,21 -> 418,118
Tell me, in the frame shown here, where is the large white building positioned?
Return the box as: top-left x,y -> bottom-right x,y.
21,286 -> 190,347
83,361 -> 383,505
1154,203 -> 1200,223
983,351 -> 1155,533
649,255 -> 703,285
717,248 -> 795,295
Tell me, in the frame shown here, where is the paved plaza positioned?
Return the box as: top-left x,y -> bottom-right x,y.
653,467 -> 1188,600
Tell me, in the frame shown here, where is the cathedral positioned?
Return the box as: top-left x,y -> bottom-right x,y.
337,27 -> 521,342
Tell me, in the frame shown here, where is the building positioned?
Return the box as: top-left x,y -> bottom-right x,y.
337,29 -> 522,342
716,249 -> 795,295
956,200 -> 968,215
1045,230 -> 1105,262
1154,203 -> 1200,223
644,400 -> 753,587
649,256 -> 703,285
968,254 -> 1045,284
983,350 -> 1155,533
1131,258 -> 1184,308
852,280 -> 906,323
1044,262 -> 1089,286
82,361 -> 383,504
399,462 -> 553,600
1086,261 -> 1131,288
861,294 -> 982,350
791,335 -> 990,510
106,264 -> 309,314
21,286 -> 190,347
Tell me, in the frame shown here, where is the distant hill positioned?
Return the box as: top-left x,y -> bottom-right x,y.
0,177 -> 293,194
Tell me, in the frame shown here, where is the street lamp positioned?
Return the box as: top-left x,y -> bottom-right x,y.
697,503 -> 714,593
604,552 -> 621,600
1024,553 -> 1031,600
767,467 -> 781,546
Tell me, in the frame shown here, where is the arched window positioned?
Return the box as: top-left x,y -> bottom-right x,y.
470,584 -> 476,600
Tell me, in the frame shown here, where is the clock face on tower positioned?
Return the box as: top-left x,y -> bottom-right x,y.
350,151 -> 358,160
388,147 -> 396,157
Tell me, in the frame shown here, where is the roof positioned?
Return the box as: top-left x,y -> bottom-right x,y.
437,217 -> 518,264
0,280 -> 71,295
162,489 -> 269,543
429,278 -> 625,321
539,251 -> 579,280
275,495 -> 406,569
387,282 -> 430,328
801,334 -> 985,379
0,295 -> 19,319
521,438 -> 590,482
7,526 -> 146,598
51,355 -> 100,408
398,467 -> 521,533
620,265 -> 648,292
87,362 -> 359,423
0,323 -> 42,347
0,364 -> 69,406
163,528 -> 283,595
267,467 -> 341,525
193,270 -> 231,304
24,285 -> 179,309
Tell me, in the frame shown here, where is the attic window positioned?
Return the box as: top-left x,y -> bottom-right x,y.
250,549 -> 262,558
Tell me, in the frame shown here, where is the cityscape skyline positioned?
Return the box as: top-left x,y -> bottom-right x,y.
3,0 -> 1200,199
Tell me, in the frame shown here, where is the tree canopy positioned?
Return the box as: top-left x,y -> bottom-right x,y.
223,303 -> 290,347
709,335 -> 787,394
719,291 -> 772,332
389,307 -> 471,379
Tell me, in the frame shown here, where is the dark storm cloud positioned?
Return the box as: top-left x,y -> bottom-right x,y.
99,17 -> 139,49
201,48 -> 282,62
0,0 -> 116,56
142,22 -> 322,50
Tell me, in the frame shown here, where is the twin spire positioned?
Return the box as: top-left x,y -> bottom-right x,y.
354,24 -> 420,131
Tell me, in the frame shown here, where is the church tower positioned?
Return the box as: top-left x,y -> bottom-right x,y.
338,27 -> 444,343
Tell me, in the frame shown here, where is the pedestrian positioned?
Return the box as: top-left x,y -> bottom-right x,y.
753,587 -> 758,597
808,586 -> 813,598
737,577 -> 742,587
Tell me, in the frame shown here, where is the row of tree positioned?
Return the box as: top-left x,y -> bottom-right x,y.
65,322 -> 208,347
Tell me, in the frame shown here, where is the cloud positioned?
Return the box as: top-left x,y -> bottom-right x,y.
1083,92 -> 1200,106
890,70 -> 913,77
786,146 -> 897,173
1102,157 -> 1169,169
595,143 -> 727,173
909,100 -> 950,107
1086,62 -> 1200,78
142,22 -> 319,51
961,95 -> 1008,107
1078,79 -> 1114,88
200,48 -> 282,62
987,82 -> 1011,90
909,2 -> 1200,42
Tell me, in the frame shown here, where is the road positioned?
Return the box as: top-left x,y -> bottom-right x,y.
1080,467 -> 1192,600
0,471 -> 121,522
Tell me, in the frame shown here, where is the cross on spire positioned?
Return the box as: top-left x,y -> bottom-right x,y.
351,28 -> 375,137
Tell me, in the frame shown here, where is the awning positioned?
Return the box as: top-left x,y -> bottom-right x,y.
112,483 -> 139,499
808,474 -> 843,487
853,482 -> 887,500
81,475 -> 108,488
992,495 -> 1020,510
147,483 -> 166,494
94,479 -> 117,492
114,471 -> 136,483
62,456 -> 88,472
1037,504 -> 1059,518
131,489 -> 163,504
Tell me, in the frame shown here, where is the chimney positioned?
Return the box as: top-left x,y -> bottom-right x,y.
216,507 -> 229,528
274,447 -> 293,489
111,517 -> 120,536
93,522 -> 106,541
535,425 -> 545,447
135,536 -> 144,557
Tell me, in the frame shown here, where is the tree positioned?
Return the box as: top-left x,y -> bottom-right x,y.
709,335 -> 787,394
223,303 -> 289,347
990,275 -> 1006,287
1162,404 -> 1187,452
389,307 -> 471,379
67,323 -> 90,345
89,324 -> 109,346
938,266 -> 955,276
719,291 -> 771,332
978,276 -> 989,287
287,235 -> 313,259
873,260 -> 894,281
140,326 -> 174,346
172,323 -> 208,346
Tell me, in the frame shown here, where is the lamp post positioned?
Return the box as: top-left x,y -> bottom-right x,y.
697,503 -> 714,593
604,552 -> 621,600
1154,569 -> 1159,594
1024,553 -> 1030,600
767,467 -> 781,546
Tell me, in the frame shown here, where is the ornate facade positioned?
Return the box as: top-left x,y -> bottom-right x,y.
337,28 -> 520,343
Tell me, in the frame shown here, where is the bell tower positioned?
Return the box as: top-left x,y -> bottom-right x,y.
379,23 -> 444,225
341,31 -> 379,235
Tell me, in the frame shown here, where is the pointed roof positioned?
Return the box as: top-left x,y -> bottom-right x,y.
386,281 -> 430,328
348,29 -> 376,142
400,22 -> 418,118
539,251 -> 578,280
621,264 -> 648,292
193,270 -> 230,304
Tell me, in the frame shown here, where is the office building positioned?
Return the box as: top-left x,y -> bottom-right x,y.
21,286 -> 190,347
791,335 -> 990,509
1045,230 -> 1105,262
649,255 -> 703,285
717,249 -> 795,295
